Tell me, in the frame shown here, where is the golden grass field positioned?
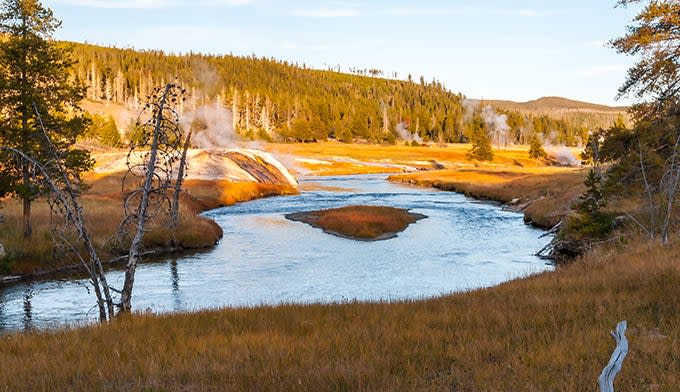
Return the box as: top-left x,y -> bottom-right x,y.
0,238 -> 677,391
267,142 -> 556,176
4,142 -> 675,391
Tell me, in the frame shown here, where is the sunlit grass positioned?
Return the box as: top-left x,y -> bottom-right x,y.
286,205 -> 425,240
390,167 -> 587,228
0,171 -> 295,275
267,142 -> 577,176
0,238 -> 677,390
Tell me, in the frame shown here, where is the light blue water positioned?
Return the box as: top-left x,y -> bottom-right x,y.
0,174 -> 553,332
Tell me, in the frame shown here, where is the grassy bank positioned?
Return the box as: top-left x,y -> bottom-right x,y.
0,170 -> 297,276
389,167 -> 587,228
285,205 -> 425,240
0,238 -> 677,390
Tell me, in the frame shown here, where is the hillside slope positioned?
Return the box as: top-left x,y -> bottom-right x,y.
66,42 -> 616,147
481,96 -> 629,130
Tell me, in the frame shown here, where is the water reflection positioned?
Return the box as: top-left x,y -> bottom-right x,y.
22,287 -> 33,331
0,174 -> 553,332
170,259 -> 181,311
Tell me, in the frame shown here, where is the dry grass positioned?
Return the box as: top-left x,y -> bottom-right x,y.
286,205 -> 424,240
0,171 -> 295,275
390,167 -> 587,228
0,238 -> 677,391
267,142 -> 574,176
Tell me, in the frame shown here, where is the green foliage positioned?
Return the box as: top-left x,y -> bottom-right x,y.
83,114 -> 120,147
575,170 -> 607,216
562,212 -> 614,240
528,135 -> 547,159
66,42 -> 593,146
0,0 -> 89,236
613,0 -> 680,118
467,115 -> 494,161
563,169 -> 613,240
125,120 -> 145,146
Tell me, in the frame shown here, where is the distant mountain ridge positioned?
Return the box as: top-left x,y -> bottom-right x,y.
474,96 -> 629,129
480,96 -> 627,113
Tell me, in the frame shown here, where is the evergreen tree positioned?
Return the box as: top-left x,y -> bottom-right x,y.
575,169 -> 608,216
0,0 -> 90,237
528,134 -> 547,159
565,169 -> 613,239
467,116 -> 494,161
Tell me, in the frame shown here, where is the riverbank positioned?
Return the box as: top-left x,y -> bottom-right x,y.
1,143 -> 675,390
0,160 -> 298,278
0,236 -> 677,390
388,167 -> 587,229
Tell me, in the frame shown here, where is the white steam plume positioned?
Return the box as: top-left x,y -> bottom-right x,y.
481,105 -> 510,148
395,121 -> 422,143
181,102 -> 239,149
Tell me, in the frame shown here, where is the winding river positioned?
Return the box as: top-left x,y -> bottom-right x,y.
0,174 -> 552,332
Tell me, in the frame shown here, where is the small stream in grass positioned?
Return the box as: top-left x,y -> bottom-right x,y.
0,174 -> 553,332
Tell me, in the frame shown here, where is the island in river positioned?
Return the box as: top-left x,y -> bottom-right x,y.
285,205 -> 426,241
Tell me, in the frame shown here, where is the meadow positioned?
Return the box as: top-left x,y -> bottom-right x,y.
0,237 -> 676,391
2,142 -> 670,391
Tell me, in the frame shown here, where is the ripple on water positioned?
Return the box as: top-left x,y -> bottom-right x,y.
0,174 -> 553,332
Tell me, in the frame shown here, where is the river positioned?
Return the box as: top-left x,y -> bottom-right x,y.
0,174 -> 553,332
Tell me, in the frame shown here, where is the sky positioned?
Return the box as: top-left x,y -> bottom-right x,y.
44,0 -> 643,106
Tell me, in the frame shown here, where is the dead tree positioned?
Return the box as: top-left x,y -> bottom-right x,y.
169,128 -> 192,235
0,141 -> 115,322
118,83 -> 186,314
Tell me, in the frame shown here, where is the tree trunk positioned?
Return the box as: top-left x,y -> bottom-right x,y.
119,85 -> 171,314
21,162 -> 32,238
22,195 -> 31,238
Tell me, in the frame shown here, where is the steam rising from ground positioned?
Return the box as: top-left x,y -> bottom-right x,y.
395,121 -> 422,143
481,105 -> 510,148
181,103 -> 237,149
463,100 -> 510,148
549,147 -> 580,166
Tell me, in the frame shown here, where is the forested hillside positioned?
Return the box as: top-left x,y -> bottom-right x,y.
66,42 -> 617,146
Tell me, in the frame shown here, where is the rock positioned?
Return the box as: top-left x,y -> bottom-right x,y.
0,243 -> 5,259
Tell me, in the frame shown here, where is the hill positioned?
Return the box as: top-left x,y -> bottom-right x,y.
480,96 -> 629,130
65,42 -> 615,147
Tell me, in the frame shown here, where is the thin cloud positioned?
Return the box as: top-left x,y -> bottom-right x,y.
509,9 -> 543,17
389,5 -> 548,17
291,8 -> 361,18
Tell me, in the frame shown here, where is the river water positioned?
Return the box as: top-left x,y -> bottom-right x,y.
0,174 -> 553,332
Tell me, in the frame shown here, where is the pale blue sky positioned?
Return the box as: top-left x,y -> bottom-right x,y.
45,0 -> 642,106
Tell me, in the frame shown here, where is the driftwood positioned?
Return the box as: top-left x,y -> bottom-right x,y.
598,320 -> 628,392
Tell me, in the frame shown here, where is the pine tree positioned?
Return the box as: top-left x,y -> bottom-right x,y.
565,168 -> 613,239
0,0 -> 90,237
467,117 -> 494,161
528,134 -> 547,159
575,169 -> 607,216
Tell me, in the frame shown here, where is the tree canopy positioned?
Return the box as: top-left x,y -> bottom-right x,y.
0,0 -> 90,237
